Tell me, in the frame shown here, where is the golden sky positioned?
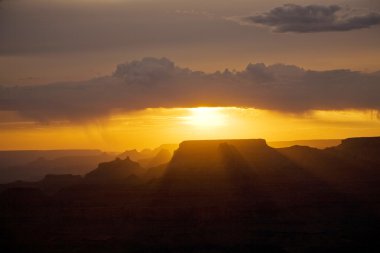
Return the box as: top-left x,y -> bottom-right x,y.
1,108 -> 379,151
1,0 -> 380,150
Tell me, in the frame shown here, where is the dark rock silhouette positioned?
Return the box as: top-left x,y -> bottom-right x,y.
339,136 -> 380,149
269,139 -> 341,149
332,137 -> 380,166
118,144 -> 177,162
118,149 -> 145,161
84,157 -> 145,183
1,137 -> 380,253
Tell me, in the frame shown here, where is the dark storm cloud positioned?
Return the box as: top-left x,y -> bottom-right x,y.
240,4 -> 380,33
1,57 -> 380,122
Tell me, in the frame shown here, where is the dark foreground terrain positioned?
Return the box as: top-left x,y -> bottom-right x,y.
1,137 -> 380,253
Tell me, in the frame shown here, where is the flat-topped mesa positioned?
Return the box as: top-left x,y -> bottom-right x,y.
339,137 -> 380,150
178,139 -> 268,149
166,139 -> 283,176
335,137 -> 380,164
158,139 -> 267,198
171,139 -> 268,164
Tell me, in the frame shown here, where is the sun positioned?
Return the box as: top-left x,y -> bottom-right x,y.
182,107 -> 228,128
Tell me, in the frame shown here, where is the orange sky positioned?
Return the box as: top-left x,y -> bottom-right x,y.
1,1 -> 380,150
1,108 -> 379,151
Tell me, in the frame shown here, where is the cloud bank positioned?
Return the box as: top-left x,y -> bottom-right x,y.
240,4 -> 380,33
1,57 -> 380,122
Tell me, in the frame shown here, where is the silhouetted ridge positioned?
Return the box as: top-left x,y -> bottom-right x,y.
278,138 -> 380,195
84,157 -> 145,183
118,149 -> 145,160
179,139 -> 268,150
169,139 -> 267,168
2,137 -> 380,253
138,148 -> 172,168
332,137 -> 380,166
118,144 -> 177,163
0,151 -> 114,183
338,137 -> 380,150
269,139 -> 341,149
165,138 -> 306,178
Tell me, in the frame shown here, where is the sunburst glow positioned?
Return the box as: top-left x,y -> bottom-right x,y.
182,107 -> 228,128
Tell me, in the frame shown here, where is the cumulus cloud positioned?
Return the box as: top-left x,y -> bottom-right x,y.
113,58 -> 192,85
239,4 -> 380,33
1,57 -> 380,122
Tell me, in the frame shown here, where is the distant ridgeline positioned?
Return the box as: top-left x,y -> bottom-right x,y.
1,137 -> 380,253
0,149 -> 115,184
0,144 -> 177,183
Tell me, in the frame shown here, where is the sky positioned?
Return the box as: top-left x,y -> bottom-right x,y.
0,0 -> 380,150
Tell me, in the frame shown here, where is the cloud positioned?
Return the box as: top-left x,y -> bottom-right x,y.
113,58 -> 191,85
239,4 -> 380,33
1,57 -> 380,122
